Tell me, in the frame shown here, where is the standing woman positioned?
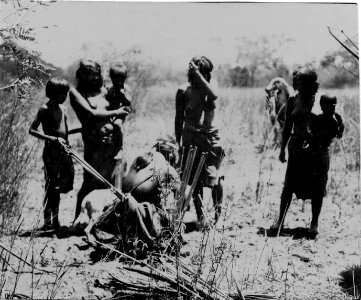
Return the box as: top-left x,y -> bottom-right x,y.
70,60 -> 129,220
273,66 -> 319,233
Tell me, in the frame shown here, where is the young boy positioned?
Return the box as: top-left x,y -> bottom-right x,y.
175,56 -> 224,229
105,64 -> 132,159
29,77 -> 80,230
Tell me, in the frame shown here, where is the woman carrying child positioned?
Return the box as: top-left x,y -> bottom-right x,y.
273,66 -> 343,236
70,60 -> 130,221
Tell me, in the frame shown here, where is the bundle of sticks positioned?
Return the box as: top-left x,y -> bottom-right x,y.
175,146 -> 207,222
97,242 -> 276,300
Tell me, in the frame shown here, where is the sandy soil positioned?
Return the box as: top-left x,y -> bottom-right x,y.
0,132 -> 360,300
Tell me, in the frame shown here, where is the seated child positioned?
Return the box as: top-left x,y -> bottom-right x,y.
29,78 -> 80,230
105,64 -> 132,159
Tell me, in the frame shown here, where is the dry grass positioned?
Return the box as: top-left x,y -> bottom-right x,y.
0,85 -> 359,299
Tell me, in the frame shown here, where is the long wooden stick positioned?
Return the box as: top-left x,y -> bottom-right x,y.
61,143 -> 125,201
341,29 -> 359,50
0,243 -> 55,274
328,26 -> 359,60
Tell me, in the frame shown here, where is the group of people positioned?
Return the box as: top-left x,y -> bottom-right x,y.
29,56 -> 343,240
271,66 -> 344,236
29,60 -> 132,230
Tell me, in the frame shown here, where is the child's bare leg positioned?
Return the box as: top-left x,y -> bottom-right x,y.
44,182 -> 58,229
113,120 -> 123,158
74,180 -> 94,222
50,189 -> 61,229
43,190 -> 52,229
212,179 -> 223,223
193,185 -> 205,224
310,196 -> 323,233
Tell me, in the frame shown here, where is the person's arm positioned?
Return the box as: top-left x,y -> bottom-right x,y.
68,127 -> 82,135
69,88 -> 129,120
175,88 -> 185,146
29,106 -> 58,142
203,110 -> 215,129
121,84 -> 132,107
120,85 -> 132,122
202,76 -> 218,128
279,97 -> 294,163
189,61 -> 218,101
334,112 -> 344,138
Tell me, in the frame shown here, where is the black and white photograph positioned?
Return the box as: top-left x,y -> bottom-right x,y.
0,1 -> 359,299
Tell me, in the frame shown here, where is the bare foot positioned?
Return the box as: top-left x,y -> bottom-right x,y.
309,224 -> 319,235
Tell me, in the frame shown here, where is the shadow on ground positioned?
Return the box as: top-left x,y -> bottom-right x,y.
257,227 -> 318,240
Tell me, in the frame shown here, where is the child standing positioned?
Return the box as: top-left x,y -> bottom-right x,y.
105,64 -> 132,159
29,78 -> 79,230
309,95 -> 344,234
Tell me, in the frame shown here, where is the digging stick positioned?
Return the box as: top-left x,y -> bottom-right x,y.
0,243 -> 55,274
109,272 -> 180,295
59,142 -> 154,241
61,143 -> 125,201
328,26 -> 359,60
341,29 -> 359,50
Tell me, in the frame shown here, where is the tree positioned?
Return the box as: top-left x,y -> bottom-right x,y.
225,36 -> 293,87
0,0 -> 53,225
319,47 -> 359,88
228,66 -> 252,87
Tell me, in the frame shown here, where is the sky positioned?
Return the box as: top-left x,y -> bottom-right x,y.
1,1 -> 359,70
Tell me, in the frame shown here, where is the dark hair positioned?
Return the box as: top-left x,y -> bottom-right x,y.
45,77 -> 70,99
188,55 -> 214,83
295,65 -> 319,95
292,65 -> 302,90
75,60 -> 103,92
265,77 -> 293,99
110,64 -> 128,81
320,95 -> 337,107
154,135 -> 178,167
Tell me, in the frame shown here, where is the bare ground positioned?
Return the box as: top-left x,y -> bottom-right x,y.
0,123 -> 360,300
